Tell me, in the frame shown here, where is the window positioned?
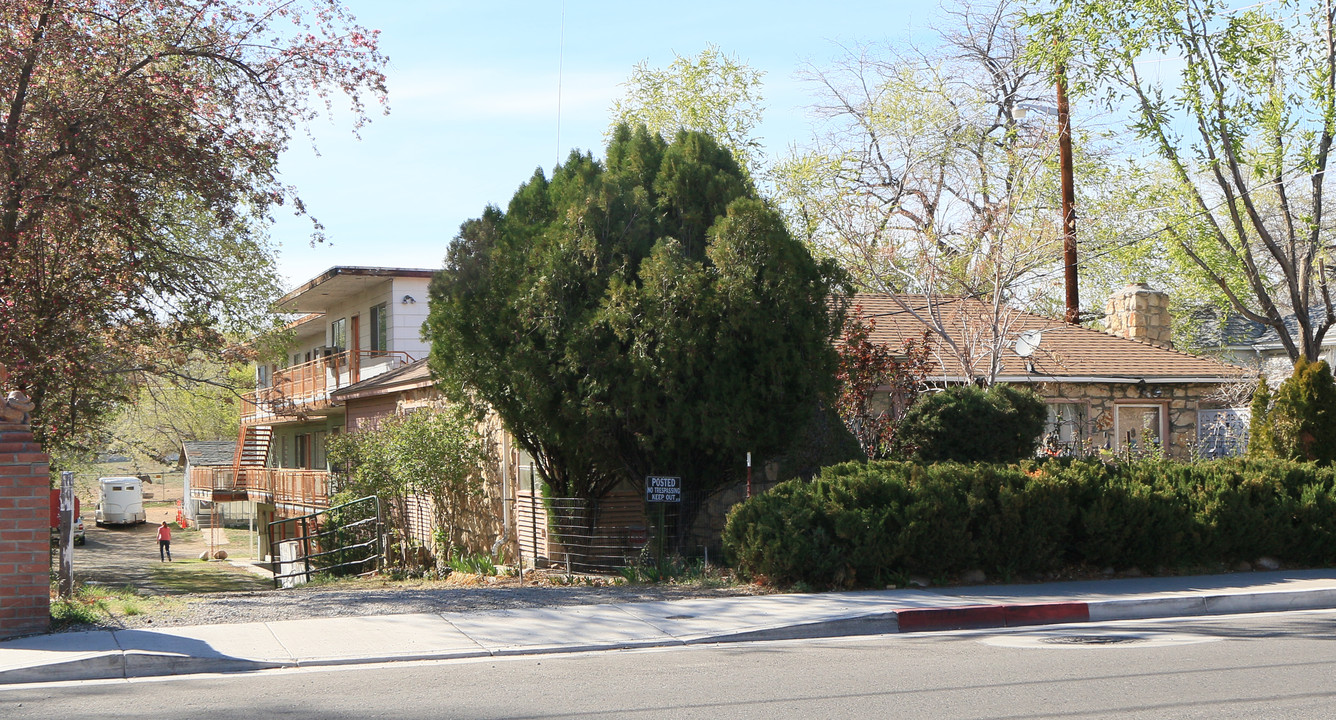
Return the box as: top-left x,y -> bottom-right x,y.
330,318 -> 347,352
295,433 -> 310,469
1197,408 -> 1249,459
516,448 -> 539,493
1115,404 -> 1164,455
370,303 -> 388,353
1042,403 -> 1087,455
256,364 -> 269,387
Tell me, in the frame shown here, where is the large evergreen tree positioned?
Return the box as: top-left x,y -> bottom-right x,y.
426,125 -> 848,541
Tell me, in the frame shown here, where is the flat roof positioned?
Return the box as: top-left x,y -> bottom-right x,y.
276,266 -> 437,314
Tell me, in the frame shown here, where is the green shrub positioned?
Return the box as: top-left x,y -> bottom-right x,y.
897,384 -> 1047,463
722,457 -> 1336,589
722,479 -> 846,586
1246,379 -> 1274,459
961,463 -> 1073,579
1260,358 -> 1336,464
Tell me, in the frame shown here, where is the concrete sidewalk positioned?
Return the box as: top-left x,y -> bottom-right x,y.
4,569 -> 1336,685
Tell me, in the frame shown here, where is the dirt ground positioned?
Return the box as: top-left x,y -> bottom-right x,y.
70,507 -> 272,595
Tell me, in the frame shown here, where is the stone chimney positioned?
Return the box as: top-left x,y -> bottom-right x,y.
1105,283 -> 1173,349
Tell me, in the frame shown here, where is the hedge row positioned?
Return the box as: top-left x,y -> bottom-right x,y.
721,458 -> 1336,588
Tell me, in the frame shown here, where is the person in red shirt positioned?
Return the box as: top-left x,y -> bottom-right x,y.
156,521 -> 172,562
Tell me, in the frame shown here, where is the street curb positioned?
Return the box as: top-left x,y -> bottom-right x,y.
894,587 -> 1336,633
5,586 -> 1336,685
896,602 -> 1089,632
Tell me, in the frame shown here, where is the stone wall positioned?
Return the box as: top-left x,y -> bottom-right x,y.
1037,381 -> 1226,459
1105,283 -> 1173,349
0,428 -> 50,638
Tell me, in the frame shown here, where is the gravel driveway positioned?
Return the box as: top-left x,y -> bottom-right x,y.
111,575 -> 774,631
62,513 -> 771,633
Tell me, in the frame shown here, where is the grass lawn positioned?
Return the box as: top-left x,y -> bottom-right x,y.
148,558 -> 272,594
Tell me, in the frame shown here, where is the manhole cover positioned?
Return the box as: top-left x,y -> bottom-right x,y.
981,630 -> 1220,649
1041,635 -> 1144,646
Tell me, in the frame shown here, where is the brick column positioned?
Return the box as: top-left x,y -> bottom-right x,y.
0,428 -> 50,639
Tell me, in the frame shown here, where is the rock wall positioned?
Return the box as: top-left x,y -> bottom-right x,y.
1105,283 -> 1174,349
1037,381 -> 1225,459
0,427 -> 50,638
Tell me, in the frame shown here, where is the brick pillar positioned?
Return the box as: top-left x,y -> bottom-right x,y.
0,428 -> 50,639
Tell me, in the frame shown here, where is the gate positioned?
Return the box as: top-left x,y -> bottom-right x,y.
268,495 -> 384,589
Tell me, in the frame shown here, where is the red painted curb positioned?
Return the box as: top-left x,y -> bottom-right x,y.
897,602 -> 1090,632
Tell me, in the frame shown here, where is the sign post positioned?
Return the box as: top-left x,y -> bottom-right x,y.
645,476 -> 681,574
58,471 -> 74,598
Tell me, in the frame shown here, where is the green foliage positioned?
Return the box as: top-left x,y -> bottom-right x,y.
425,125 -> 848,539
774,3 -> 1067,330
1027,1 -> 1336,361
1264,359 -> 1336,465
326,405 -> 493,569
447,550 -> 498,577
105,357 -> 250,464
896,385 -> 1047,463
610,44 -> 766,181
723,457 -> 1336,589
1247,378 -> 1274,459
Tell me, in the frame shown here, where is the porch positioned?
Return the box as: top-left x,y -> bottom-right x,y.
189,466 -> 332,512
242,350 -> 414,424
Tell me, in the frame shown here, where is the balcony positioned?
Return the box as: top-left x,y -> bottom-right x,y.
190,466 -> 332,511
242,350 -> 413,424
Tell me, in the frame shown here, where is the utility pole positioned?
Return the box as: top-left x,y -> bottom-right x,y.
1056,59 -> 1079,324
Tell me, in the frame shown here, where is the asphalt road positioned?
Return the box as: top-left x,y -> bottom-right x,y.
6,610 -> 1336,719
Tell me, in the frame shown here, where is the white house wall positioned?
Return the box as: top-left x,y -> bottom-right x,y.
390,277 -> 431,360
281,276 -> 431,366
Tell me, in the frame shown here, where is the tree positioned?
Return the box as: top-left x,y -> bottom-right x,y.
0,1 -> 387,450
834,306 -> 933,459
609,44 -> 766,181
1029,0 -> 1336,363
1247,376 -> 1274,459
426,125 -> 848,544
1248,358 -> 1336,464
105,356 -> 249,463
327,405 -> 494,569
775,0 -> 1065,384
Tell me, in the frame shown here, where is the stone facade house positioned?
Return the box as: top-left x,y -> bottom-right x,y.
857,286 -> 1249,459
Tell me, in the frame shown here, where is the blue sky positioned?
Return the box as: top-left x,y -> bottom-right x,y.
267,1 -> 934,287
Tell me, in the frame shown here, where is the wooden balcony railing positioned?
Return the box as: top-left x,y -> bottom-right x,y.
189,466 -> 332,511
242,350 -> 413,424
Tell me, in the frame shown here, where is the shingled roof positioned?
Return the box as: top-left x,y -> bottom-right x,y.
330,358 -> 434,402
856,294 -> 1248,383
180,441 -> 237,468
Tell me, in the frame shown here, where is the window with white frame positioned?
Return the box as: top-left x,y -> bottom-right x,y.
1042,402 -> 1087,455
1197,408 -> 1249,459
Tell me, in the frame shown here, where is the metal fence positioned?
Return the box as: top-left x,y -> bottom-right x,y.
267,495 -> 383,588
516,491 -> 647,573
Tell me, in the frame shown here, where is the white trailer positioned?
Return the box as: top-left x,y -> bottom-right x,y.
94,476 -> 147,526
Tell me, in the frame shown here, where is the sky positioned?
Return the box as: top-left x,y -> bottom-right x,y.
266,0 -> 936,288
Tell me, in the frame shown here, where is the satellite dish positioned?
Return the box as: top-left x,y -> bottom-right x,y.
1014,329 -> 1043,358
